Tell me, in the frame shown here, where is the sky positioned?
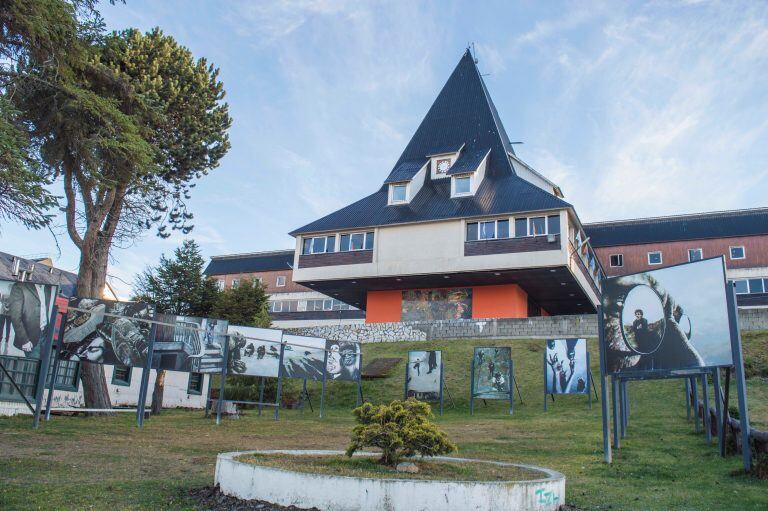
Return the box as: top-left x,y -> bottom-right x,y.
1,0 -> 767,298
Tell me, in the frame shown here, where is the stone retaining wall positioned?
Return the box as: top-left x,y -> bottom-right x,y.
285,309 -> 768,343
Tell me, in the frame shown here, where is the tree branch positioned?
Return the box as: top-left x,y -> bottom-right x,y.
63,165 -> 83,249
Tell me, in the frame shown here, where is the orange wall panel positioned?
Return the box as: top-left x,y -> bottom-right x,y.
472,284 -> 528,319
366,290 -> 402,323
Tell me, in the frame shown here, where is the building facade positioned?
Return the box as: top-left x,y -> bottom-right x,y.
585,208 -> 768,308
203,250 -> 365,327
288,50 -> 604,324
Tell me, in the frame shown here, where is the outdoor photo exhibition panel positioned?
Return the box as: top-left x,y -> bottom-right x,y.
0,279 -> 60,429
59,297 -> 156,367
598,256 -> 752,472
405,350 -> 444,415
544,338 -> 595,410
0,279 -> 58,360
325,339 -> 361,382
280,334 -> 327,381
152,314 -> 229,374
470,346 -> 515,415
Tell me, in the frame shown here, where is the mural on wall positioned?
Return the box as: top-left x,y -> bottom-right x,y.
0,279 -> 58,359
152,314 -> 229,373
59,298 -> 155,367
401,288 -> 472,322
325,340 -> 360,382
545,339 -> 588,394
471,346 -> 511,399
225,325 -> 283,378
406,350 -> 441,401
602,257 -> 733,374
281,334 -> 326,380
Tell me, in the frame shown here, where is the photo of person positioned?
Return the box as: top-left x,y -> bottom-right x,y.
59,297 -> 155,367
0,279 -> 58,359
406,350 -> 441,401
224,325 -> 282,378
281,334 -> 326,381
472,347 -> 511,399
401,288 -> 472,321
151,314 -> 230,373
545,339 -> 588,394
602,257 -> 733,374
325,340 -> 360,382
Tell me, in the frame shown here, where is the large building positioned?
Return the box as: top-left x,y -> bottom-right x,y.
585,208 -> 768,308
287,50 -> 604,323
203,250 -> 365,327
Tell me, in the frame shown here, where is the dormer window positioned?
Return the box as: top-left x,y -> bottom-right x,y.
452,174 -> 472,196
391,183 -> 407,203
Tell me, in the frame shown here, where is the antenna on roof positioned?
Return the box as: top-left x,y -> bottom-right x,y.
510,142 -> 524,145
471,42 -> 478,64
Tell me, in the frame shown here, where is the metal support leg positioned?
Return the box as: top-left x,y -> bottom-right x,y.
701,373 -> 712,443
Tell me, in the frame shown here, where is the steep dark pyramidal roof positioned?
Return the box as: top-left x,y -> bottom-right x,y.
290,50 -> 569,236
204,250 -> 294,276
584,208 -> 768,247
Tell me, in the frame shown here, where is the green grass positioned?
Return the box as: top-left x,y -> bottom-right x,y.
1,335 -> 767,510
237,453 -> 540,481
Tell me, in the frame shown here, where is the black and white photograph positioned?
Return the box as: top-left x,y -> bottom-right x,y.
59,297 -> 155,367
406,350 -> 441,401
281,334 -> 326,380
152,314 -> 229,373
325,340 -> 361,382
471,346 -> 511,399
602,257 -> 733,374
545,339 -> 588,394
0,279 -> 58,359
226,325 -> 283,378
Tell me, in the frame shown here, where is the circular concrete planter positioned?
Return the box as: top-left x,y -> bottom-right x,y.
215,450 -> 565,511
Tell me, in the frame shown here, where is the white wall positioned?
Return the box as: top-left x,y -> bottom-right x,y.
0,365 -> 209,416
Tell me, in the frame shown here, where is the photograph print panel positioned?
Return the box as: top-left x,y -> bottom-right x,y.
325,340 -> 361,382
406,350 -> 441,401
281,334 -> 326,381
59,297 -> 155,367
0,279 -> 58,360
151,314 -> 229,373
545,339 -> 588,394
602,257 -> 733,375
226,324 -> 282,378
472,346 -> 511,399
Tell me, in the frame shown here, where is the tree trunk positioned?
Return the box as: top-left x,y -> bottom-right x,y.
76,240 -> 114,413
151,369 -> 166,415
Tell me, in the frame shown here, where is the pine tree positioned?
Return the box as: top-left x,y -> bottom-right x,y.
212,279 -> 271,328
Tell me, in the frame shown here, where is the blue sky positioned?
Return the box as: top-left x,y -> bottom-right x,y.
2,0 -> 767,298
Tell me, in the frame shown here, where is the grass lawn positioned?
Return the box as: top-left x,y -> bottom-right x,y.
1,335 -> 767,510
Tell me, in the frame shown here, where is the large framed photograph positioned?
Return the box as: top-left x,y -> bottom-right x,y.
281,334 -> 326,381
401,288 -> 472,321
59,297 -> 155,367
406,350 -> 441,401
601,257 -> 733,375
151,314 -> 229,373
226,325 -> 283,378
0,279 -> 58,359
325,340 -> 361,382
545,339 -> 588,394
471,346 -> 511,399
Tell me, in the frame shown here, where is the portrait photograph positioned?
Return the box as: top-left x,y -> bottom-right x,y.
325,340 -> 360,382
0,279 -> 58,360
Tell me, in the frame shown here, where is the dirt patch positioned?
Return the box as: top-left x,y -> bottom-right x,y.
190,486 -> 319,511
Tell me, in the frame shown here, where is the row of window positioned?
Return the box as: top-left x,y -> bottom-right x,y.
269,298 -> 358,313
609,246 -> 747,268
111,366 -> 203,394
302,231 -> 375,255
217,275 -> 286,291
465,215 -> 561,241
733,278 -> 768,295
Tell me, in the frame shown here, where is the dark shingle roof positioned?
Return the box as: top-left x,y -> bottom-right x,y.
584,208 -> 768,247
0,252 -> 78,296
290,50 -> 568,236
204,250 -> 294,276
446,147 -> 490,175
383,159 -> 427,184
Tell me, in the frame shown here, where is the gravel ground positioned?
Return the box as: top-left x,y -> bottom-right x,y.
190,486 -> 320,511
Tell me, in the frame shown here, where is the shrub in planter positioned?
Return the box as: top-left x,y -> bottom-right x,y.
346,399 -> 456,467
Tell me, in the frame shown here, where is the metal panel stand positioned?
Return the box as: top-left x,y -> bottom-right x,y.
136,323 -> 157,428
726,284 -> 752,472
45,311 -> 68,421
215,336 -> 231,426
32,305 -> 58,429
597,305 -> 612,463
